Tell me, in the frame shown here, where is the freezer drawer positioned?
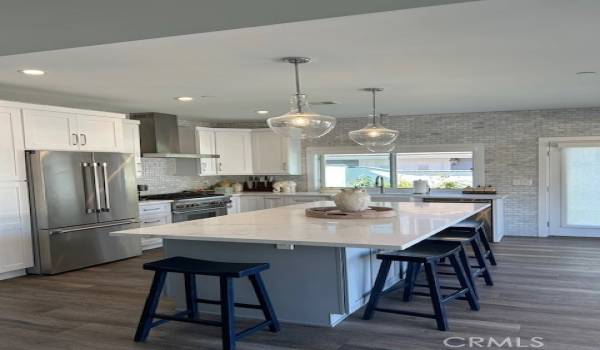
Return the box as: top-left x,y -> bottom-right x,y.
30,220 -> 142,275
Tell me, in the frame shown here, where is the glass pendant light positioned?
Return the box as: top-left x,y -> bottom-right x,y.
348,88 -> 398,151
267,57 -> 336,139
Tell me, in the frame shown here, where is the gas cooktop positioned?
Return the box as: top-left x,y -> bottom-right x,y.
140,191 -> 224,201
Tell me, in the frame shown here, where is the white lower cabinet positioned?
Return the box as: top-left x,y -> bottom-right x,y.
237,194 -> 331,213
139,202 -> 172,250
239,196 -> 265,212
264,197 -> 285,209
228,196 -> 241,215
0,182 -> 33,277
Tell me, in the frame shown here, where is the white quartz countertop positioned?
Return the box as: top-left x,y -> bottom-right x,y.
231,192 -> 330,197
113,201 -> 490,250
230,191 -> 505,200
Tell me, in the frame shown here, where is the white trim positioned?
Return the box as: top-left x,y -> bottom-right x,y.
538,136 -> 600,237
0,99 -> 125,119
306,143 -> 485,192
0,269 -> 26,281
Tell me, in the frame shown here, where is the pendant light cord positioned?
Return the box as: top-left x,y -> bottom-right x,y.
371,89 -> 377,124
293,60 -> 303,113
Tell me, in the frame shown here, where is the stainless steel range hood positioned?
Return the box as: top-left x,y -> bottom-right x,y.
130,112 -> 219,159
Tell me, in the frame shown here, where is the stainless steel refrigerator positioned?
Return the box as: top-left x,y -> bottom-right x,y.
26,151 -> 142,275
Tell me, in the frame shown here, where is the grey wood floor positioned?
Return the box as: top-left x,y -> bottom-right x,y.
1,236 -> 599,350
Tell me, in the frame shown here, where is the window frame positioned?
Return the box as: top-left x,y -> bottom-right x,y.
306,144 -> 485,192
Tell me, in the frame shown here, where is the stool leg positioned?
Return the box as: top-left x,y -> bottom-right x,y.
184,273 -> 198,319
458,245 -> 479,300
478,227 -> 497,266
471,237 -> 494,286
363,259 -> 392,320
220,277 -> 236,350
449,253 -> 480,311
423,261 -> 448,331
249,273 -> 280,332
134,271 -> 167,342
403,262 -> 420,302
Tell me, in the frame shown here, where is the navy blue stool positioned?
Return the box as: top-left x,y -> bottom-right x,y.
450,219 -> 497,266
134,256 -> 280,350
363,241 -> 479,331
427,229 -> 494,288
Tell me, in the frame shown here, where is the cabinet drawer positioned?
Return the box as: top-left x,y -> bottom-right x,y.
139,214 -> 171,227
139,203 -> 171,215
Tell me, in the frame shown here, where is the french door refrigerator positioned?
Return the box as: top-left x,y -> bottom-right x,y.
26,151 -> 142,275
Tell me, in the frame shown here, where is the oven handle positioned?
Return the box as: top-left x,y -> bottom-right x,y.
172,207 -> 227,215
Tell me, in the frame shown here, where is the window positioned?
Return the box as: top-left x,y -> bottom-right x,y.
307,144 -> 484,191
323,153 -> 390,188
396,152 -> 473,189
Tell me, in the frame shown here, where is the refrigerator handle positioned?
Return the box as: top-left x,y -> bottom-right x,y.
92,162 -> 102,212
101,162 -> 111,212
81,162 -> 96,214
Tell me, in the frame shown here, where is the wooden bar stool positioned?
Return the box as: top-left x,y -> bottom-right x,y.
134,256 -> 280,350
450,219 -> 497,265
363,241 -> 479,331
427,228 -> 494,287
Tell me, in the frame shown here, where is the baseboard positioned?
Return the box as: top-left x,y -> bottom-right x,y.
0,269 -> 26,281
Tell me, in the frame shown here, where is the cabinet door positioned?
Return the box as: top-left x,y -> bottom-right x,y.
264,197 -> 284,209
228,196 -> 241,215
215,129 -> 253,175
239,196 -> 265,212
77,115 -> 123,152
23,109 -> 79,151
0,107 -> 26,181
252,129 -> 286,174
0,182 -> 33,274
196,128 -> 218,175
123,122 -> 142,177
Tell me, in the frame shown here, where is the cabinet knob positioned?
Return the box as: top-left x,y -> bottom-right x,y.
80,134 -> 87,146
283,162 -> 287,171
72,133 -> 79,145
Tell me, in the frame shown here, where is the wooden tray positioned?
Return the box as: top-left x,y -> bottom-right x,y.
305,206 -> 396,219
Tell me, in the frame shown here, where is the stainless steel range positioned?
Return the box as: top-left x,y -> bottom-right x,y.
140,191 -> 231,223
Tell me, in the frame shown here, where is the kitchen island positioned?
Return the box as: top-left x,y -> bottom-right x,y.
113,200 -> 489,327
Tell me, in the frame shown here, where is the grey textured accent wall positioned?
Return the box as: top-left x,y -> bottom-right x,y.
302,107 -> 600,236
138,107 -> 600,236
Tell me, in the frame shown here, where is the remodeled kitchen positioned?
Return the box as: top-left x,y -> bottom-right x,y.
1,1 -> 600,350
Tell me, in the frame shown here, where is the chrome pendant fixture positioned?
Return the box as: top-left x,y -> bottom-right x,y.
348,88 -> 398,151
267,57 -> 336,139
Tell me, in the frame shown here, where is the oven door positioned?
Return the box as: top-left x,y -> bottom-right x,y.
172,206 -> 228,223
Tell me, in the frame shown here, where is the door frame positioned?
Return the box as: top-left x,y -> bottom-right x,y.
538,136 -> 600,237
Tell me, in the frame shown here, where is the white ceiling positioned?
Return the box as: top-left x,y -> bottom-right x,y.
0,0 -> 473,56
0,0 -> 599,121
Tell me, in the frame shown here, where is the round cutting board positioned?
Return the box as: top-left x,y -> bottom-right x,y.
305,206 -> 396,219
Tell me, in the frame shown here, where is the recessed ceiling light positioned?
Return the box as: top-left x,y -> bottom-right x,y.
175,96 -> 194,102
576,71 -> 596,75
256,110 -> 269,115
18,69 -> 45,76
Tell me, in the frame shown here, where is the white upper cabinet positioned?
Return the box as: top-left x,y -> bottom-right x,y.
77,114 -> 123,152
23,109 -> 79,151
214,129 -> 253,175
251,129 -> 301,175
123,120 -> 142,177
0,182 -> 33,274
196,127 -> 218,175
22,107 -> 124,152
0,107 -> 26,181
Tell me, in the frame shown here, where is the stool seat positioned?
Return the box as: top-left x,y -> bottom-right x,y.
427,230 -> 478,242
143,257 -> 269,277
377,241 -> 462,262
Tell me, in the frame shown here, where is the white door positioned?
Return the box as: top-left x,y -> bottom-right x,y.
252,130 -> 286,174
546,141 -> 600,237
196,128 -> 218,175
22,109 -> 79,151
0,182 -> 33,274
215,129 -> 253,175
0,107 -> 26,181
77,115 -> 123,152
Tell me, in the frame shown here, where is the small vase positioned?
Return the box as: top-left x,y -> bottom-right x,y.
334,188 -> 371,212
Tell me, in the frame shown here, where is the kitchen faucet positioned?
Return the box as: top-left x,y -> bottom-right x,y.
374,176 -> 385,194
